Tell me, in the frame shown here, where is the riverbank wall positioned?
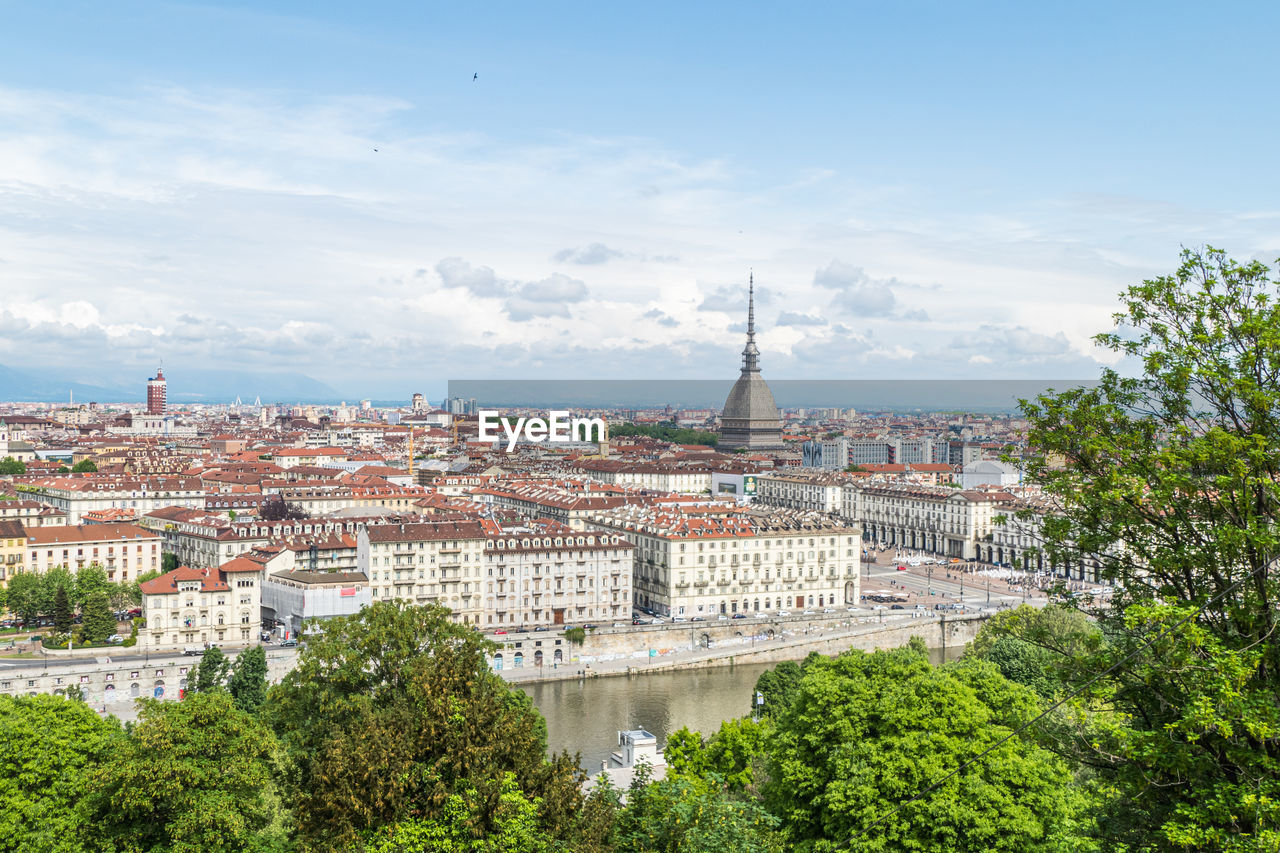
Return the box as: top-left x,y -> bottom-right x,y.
497,613 -> 987,685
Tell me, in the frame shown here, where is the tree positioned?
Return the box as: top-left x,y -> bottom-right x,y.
1018,248 -> 1280,850
750,652 -> 826,719
161,552 -> 179,573
79,691 -> 289,852
52,585 -> 72,635
611,762 -> 783,853
260,498 -> 307,521
39,567 -> 74,618
0,694 -> 122,853
762,646 -> 1080,852
366,773 -> 554,853
0,458 -> 25,476
55,466 -> 69,474
967,604 -> 1100,698
70,459 -> 97,473
79,590 -> 115,644
227,645 -> 269,714
5,572 -> 41,626
188,646 -> 231,694
267,601 -> 587,851
73,563 -> 110,612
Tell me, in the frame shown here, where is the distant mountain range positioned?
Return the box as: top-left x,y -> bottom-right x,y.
0,363 -> 343,405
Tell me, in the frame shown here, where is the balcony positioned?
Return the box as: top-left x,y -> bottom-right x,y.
693,580 -> 709,588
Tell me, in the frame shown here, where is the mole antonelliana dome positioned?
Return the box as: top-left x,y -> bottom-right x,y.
719,275 -> 784,451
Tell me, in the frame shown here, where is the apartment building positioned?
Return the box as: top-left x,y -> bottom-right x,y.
139,558 -> 264,649
357,521 -> 490,626
14,476 -> 205,524
842,483 -> 1015,560
753,470 -> 845,513
589,506 -> 861,619
480,520 -> 633,629
0,519 -> 24,585
25,522 -> 162,582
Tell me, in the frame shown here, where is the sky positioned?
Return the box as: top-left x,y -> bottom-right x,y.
1,1 -> 1278,401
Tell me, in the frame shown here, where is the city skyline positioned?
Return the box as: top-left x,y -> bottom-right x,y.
3,2 -> 1278,398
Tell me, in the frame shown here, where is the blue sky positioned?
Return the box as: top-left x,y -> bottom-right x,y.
1,1 -> 1277,400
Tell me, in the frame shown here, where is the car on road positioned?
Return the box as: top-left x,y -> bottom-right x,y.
583,623 -> 599,629
890,604 -> 905,610
650,618 -> 667,624
872,605 -> 887,611
801,609 -> 816,615
494,630 -> 507,635
776,610 -> 791,617
183,645 -> 203,656
821,607 -> 835,613
280,638 -> 298,647
691,616 -> 706,622
632,618 -> 645,625
896,565 -> 908,571
731,613 -> 747,619
673,616 -> 687,623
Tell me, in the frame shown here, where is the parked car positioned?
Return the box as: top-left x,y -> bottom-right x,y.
890,604 -> 905,610
731,613 -> 747,619
821,607 -> 836,613
673,616 -> 687,623
107,634 -> 124,643
650,618 -> 666,624
691,616 -> 706,622
776,610 -> 791,617
533,626 -> 548,632
280,638 -> 298,648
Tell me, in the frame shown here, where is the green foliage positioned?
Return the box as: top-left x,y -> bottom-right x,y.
1019,247 -> 1280,850
39,567 -> 74,617
763,647 -> 1080,852
267,601 -> 586,851
74,563 -> 110,611
564,626 -> 586,645
366,773 -> 553,853
228,645 -> 269,714
750,652 -> 825,719
161,552 -> 179,573
609,422 -> 719,447
5,572 -> 41,625
967,604 -> 1100,698
52,585 -> 72,635
79,590 -> 115,644
80,691 -> 290,852
70,459 -> 97,473
0,694 -> 122,853
55,466 -> 70,474
611,762 -> 784,853
663,727 -> 710,780
0,458 -> 26,476
190,645 -> 231,694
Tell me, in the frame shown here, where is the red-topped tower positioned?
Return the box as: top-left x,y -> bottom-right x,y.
146,367 -> 167,415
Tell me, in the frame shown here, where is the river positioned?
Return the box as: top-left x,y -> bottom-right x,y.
521,647 -> 963,771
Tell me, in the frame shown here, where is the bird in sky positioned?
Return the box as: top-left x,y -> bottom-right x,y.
373,148 -> 379,152
473,73 -> 478,81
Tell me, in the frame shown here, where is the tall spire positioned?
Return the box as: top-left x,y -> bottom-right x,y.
741,271 -> 760,373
